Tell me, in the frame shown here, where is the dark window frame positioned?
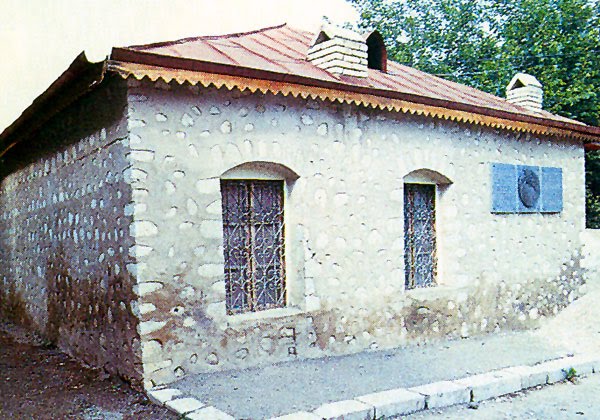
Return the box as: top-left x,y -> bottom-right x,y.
404,183 -> 437,289
221,179 -> 286,314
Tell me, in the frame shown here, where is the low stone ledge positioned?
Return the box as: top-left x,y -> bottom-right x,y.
499,365 -> 547,389
355,387 -> 426,416
165,397 -> 205,415
408,380 -> 470,409
536,355 -> 600,384
562,354 -> 598,376
147,388 -> 182,405
454,370 -> 522,402
533,358 -> 570,384
270,411 -> 322,419
186,406 -> 235,420
313,399 -> 375,420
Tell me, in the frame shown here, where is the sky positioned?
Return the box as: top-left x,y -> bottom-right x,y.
0,0 -> 358,133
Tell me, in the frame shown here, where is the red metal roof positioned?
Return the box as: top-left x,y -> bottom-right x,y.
3,24 -> 600,158
117,23 -> 580,127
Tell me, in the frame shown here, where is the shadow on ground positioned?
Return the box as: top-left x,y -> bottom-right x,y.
0,322 -> 176,420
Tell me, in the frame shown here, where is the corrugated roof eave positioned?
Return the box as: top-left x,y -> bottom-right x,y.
107,57 -> 600,143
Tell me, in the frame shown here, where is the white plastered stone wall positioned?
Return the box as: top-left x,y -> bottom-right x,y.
124,77 -> 586,387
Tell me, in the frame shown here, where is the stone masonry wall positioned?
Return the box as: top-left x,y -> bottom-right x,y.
0,77 -> 142,385
126,78 -> 587,387
582,229 -> 600,284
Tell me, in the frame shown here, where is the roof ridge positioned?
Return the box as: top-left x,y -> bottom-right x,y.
124,23 -> 290,51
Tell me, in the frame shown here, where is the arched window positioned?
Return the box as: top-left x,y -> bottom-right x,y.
403,169 -> 451,289
403,168 -> 452,185
220,162 -> 298,314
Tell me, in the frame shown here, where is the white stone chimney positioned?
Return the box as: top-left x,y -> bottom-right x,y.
506,73 -> 543,111
307,23 -> 368,77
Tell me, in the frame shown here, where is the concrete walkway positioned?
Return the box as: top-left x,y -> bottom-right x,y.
151,268 -> 600,419
145,233 -> 600,419
150,328 -> 586,419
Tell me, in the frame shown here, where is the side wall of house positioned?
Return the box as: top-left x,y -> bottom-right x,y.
126,79 -> 586,387
0,77 -> 142,384
582,229 -> 600,284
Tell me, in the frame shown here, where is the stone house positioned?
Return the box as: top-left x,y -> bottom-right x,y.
1,23 -> 600,389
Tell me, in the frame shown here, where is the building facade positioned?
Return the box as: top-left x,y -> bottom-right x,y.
1,24 -> 599,389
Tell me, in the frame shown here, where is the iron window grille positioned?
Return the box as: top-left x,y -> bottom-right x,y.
404,183 -> 437,289
221,179 -> 286,314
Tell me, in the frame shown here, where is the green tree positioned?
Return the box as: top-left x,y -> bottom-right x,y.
350,0 -> 600,227
587,152 -> 600,228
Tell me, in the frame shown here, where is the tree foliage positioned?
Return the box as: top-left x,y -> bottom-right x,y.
350,0 -> 600,227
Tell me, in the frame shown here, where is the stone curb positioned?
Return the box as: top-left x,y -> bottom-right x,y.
149,354 -> 599,420
146,386 -> 235,419
313,399 -> 374,420
409,380 -> 471,409
355,387 -> 426,417
454,369 -> 522,402
276,354 -> 600,420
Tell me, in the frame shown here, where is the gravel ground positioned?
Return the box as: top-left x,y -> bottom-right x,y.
174,330 -> 569,419
0,321 -> 176,420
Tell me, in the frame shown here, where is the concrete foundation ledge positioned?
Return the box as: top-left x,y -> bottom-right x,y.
453,370 -> 522,402
313,399 -> 375,420
185,406 -> 236,420
146,386 -> 233,419
146,388 -> 182,405
150,354 -> 600,420
530,354 -> 597,384
270,412 -> 322,419
562,354 -> 597,376
408,380 -> 471,409
164,397 -> 205,414
355,387 -> 426,416
499,365 -> 548,389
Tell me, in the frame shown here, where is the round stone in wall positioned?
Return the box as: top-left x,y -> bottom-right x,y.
518,168 -> 540,208
206,352 -> 219,365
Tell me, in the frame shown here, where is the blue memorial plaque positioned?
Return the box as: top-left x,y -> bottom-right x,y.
491,163 -> 518,213
540,167 -> 563,213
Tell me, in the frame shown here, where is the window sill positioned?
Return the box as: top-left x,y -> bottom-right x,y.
225,306 -> 306,325
404,284 -> 470,302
